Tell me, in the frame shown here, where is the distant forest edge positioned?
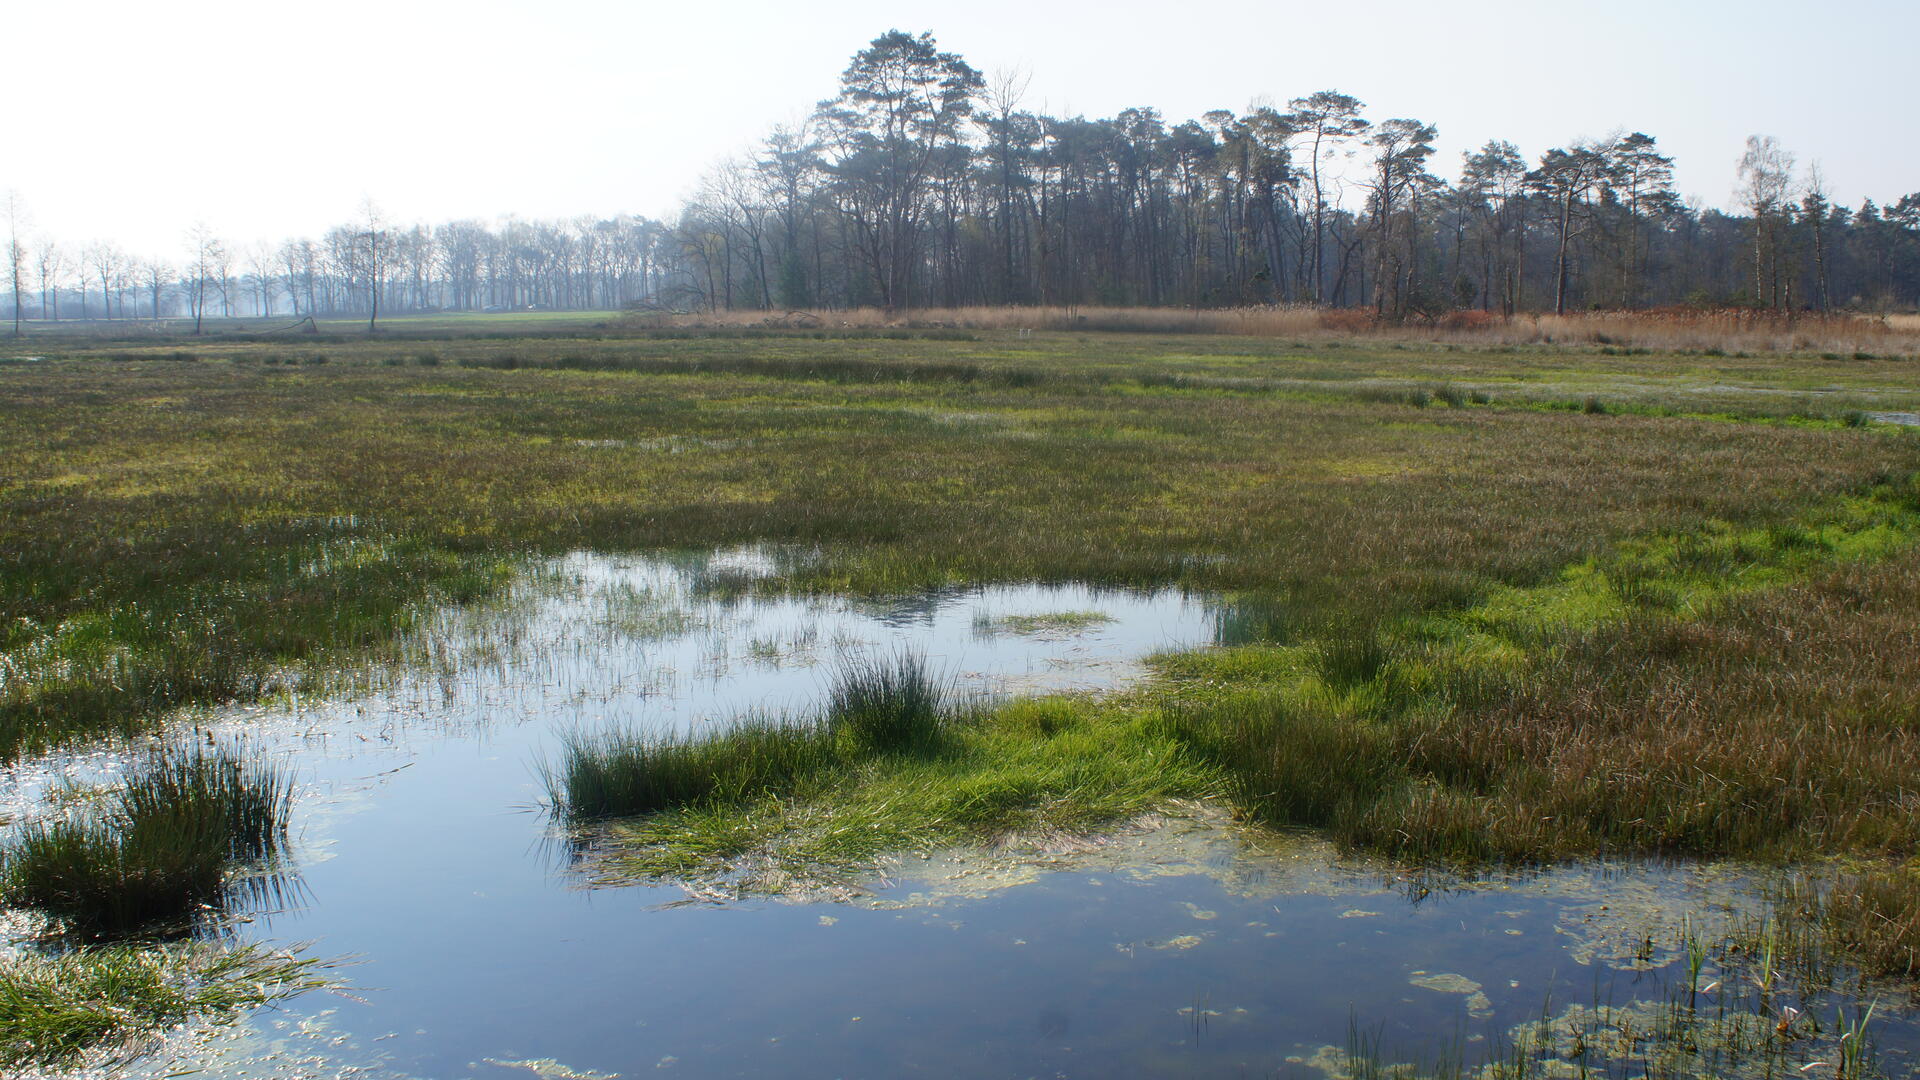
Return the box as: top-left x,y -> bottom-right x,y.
6,29 -> 1919,334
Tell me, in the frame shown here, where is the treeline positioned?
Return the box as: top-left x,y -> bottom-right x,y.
5,30 -> 1919,332
2,207 -> 672,332
668,31 -> 1918,317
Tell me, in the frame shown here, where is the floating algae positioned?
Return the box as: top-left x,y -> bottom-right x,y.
1407,972 -> 1494,1020
971,610 -> 1118,639
479,1058 -> 621,1080
1115,934 -> 1208,953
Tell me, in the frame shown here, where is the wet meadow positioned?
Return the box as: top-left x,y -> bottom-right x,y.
4,322 -> 1920,1076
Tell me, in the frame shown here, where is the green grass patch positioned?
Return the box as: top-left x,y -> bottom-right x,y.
565,693 -> 1216,890
549,653 -> 1209,890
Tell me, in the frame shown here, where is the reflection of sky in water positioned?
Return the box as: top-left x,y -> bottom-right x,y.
11,550 -> 1918,1079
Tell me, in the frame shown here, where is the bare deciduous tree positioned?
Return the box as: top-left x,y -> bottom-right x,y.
5,193 -> 27,337
1737,135 -> 1796,310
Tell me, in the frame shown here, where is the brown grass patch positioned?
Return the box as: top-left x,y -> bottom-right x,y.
622,305 -> 1920,355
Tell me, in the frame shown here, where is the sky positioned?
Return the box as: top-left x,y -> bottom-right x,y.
5,0 -> 1915,258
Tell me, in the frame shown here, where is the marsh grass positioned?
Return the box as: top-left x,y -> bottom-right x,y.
13,328 -> 1920,1065
1,820 -> 228,937
550,655 -> 1218,890
1814,869 -> 1920,979
0,524 -> 510,759
595,697 -> 1216,888
0,742 -> 295,935
547,719 -> 838,819
823,650 -> 948,753
1168,698 -> 1390,829
0,942 -> 330,1071
548,652 -> 948,822
1161,471 -> 1920,865
4,328 -> 1914,768
115,742 -> 293,860
7,333 -> 1920,883
1312,620 -> 1393,690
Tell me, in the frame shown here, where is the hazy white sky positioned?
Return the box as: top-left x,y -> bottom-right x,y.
6,0 -> 1914,258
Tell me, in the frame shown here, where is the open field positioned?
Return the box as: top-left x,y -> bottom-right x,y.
5,326 -> 1920,1067
3,309 -> 627,339
6,331 -> 1919,755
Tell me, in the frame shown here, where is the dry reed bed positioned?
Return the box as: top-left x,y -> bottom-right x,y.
637,305 -> 1920,355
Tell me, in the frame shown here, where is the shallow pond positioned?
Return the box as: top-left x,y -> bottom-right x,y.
10,550 -> 1918,1079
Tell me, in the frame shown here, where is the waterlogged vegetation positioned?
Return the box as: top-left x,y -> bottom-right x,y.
557,678 -> 1215,890
1159,473 -> 1920,862
974,609 -> 1119,636
6,332 -> 1916,755
4,328 -> 1920,1074
0,739 -> 315,1072
0,740 -> 295,936
0,941 -> 330,1073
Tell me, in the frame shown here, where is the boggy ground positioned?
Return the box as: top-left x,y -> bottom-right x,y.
5,330 -> 1915,752
5,328 -> 1920,1065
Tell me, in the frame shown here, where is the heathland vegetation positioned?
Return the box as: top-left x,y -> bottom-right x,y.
4,321 -> 1920,1067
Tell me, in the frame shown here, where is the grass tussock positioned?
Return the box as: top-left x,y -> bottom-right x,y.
824,650 -> 947,753
114,741 -> 293,860
0,942 -> 330,1072
548,719 -> 837,820
0,742 -> 294,935
548,652 -> 946,821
